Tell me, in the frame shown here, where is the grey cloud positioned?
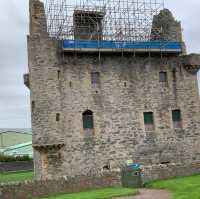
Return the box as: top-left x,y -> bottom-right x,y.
166,0 -> 200,53
0,0 -> 30,128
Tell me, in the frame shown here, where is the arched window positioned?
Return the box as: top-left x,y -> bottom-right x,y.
82,110 -> 94,129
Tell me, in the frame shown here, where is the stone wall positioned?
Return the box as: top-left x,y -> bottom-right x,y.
0,161 -> 33,173
1,164 -> 200,199
0,172 -> 121,199
143,162 -> 200,182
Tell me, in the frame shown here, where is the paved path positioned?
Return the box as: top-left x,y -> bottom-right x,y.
115,189 -> 172,199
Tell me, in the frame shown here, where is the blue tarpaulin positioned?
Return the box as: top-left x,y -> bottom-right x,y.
128,163 -> 141,171
62,40 -> 182,52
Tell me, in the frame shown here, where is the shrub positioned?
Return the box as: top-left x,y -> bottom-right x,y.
0,153 -> 32,162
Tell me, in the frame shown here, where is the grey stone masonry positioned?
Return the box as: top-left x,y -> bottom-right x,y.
27,0 -> 200,180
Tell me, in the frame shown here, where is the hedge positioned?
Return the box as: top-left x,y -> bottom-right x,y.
0,153 -> 32,162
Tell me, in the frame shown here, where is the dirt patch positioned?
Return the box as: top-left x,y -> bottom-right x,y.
115,188 -> 172,199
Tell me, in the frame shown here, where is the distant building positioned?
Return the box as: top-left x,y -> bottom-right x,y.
0,129 -> 33,157
1,142 -> 33,157
0,129 -> 32,149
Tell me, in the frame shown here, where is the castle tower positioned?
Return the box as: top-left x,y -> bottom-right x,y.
26,0 -> 200,180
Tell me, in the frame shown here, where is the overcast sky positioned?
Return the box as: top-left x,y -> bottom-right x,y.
0,0 -> 199,128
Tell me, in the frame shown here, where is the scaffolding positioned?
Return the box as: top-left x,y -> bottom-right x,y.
42,0 -> 165,41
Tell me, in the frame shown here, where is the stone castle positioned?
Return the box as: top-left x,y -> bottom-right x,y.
25,0 -> 200,180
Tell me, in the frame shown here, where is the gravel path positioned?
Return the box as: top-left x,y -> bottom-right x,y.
115,189 -> 172,199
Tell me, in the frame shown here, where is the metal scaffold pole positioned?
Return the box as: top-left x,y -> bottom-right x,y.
41,0 -> 164,41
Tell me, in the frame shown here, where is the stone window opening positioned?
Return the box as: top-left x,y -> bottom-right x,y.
172,68 -> 177,82
159,71 -> 167,82
144,112 -> 154,131
172,109 -> 182,129
103,164 -> 110,171
161,161 -> 170,165
57,70 -> 61,80
69,81 -> 72,88
82,110 -> 94,129
91,72 -> 100,84
31,101 -> 35,111
56,113 -> 60,122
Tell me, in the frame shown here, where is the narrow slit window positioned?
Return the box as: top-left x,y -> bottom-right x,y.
172,70 -> 176,82
69,81 -> 72,88
82,110 -> 94,129
31,101 -> 35,111
159,72 -> 167,82
56,113 -> 60,122
144,112 -> 154,131
57,70 -> 61,80
91,72 -> 100,84
172,110 -> 182,128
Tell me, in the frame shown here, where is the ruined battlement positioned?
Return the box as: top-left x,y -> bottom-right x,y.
29,0 -> 184,53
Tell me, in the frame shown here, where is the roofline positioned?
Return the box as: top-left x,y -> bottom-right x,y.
2,142 -> 32,151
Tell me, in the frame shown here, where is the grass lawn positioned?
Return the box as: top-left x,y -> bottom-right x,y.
146,175 -> 200,199
0,171 -> 33,183
37,187 -> 137,199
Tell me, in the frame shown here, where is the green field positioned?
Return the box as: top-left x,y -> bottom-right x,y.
146,175 -> 200,199
0,171 -> 33,183
36,188 -> 137,199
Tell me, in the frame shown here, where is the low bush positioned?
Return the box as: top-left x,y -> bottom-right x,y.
0,153 -> 32,162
